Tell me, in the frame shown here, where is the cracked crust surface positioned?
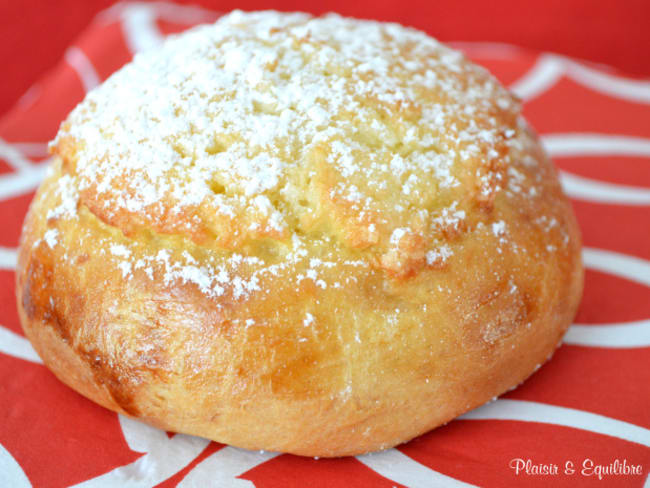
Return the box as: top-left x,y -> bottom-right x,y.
17,11 -> 583,456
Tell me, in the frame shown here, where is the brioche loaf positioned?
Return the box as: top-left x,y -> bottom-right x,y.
17,11 -> 583,457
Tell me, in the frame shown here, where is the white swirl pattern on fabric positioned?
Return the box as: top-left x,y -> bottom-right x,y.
177,447 -> 281,488
0,246 -> 17,270
0,164 -> 48,201
460,399 -> 650,448
508,53 -> 650,103
559,170 -> 650,205
583,247 -> 650,287
356,449 -> 478,488
119,3 -> 165,54
543,133 -> 650,157
0,443 -> 32,488
565,319 -> 650,348
64,47 -> 101,92
543,133 -> 650,204
0,326 -> 41,364
0,138 -> 33,171
72,416 -> 211,488
0,5 -> 648,487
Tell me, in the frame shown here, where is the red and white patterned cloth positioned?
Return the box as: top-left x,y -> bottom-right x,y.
0,3 -> 648,487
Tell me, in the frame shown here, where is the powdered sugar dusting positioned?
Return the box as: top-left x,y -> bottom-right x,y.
44,10 -> 553,297
425,245 -> 452,266
43,229 -> 59,249
110,244 -> 131,258
303,313 -> 315,327
52,11 -> 522,259
46,174 -> 79,221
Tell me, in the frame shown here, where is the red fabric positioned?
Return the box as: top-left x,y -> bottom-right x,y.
0,3 -> 648,486
2,0 -> 650,117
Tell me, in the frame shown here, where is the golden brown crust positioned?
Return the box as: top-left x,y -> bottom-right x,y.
17,155 -> 582,456
16,12 -> 583,457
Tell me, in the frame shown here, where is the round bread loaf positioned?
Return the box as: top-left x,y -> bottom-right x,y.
17,11 -> 583,457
